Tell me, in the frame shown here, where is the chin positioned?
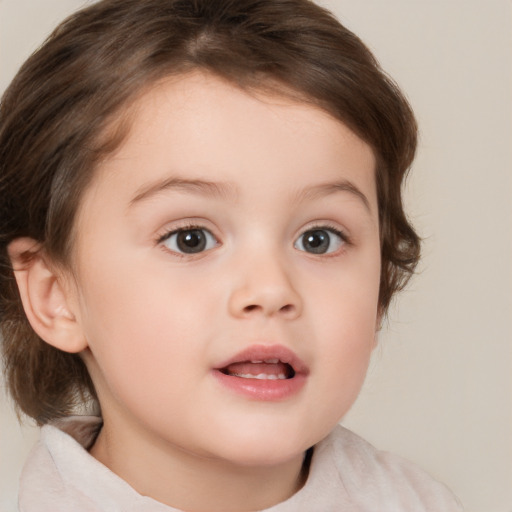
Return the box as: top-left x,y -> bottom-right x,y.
207,424 -> 318,468
222,446 -> 305,468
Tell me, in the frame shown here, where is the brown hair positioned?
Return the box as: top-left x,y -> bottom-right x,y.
0,0 -> 419,424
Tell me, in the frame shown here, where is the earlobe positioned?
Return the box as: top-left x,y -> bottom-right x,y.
7,237 -> 88,354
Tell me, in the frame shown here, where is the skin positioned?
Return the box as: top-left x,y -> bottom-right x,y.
13,72 -> 382,511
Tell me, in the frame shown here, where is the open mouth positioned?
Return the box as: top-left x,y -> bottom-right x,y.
213,345 -> 307,400
219,359 -> 296,380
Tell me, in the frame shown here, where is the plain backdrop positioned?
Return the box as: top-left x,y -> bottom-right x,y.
1,1 -> 511,511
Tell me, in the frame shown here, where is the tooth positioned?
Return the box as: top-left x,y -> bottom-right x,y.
230,372 -> 288,380
265,358 -> 279,364
234,373 -> 267,379
250,360 -> 263,364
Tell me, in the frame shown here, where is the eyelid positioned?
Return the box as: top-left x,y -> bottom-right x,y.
156,219 -> 218,243
156,221 -> 220,256
299,222 -> 350,243
294,223 -> 351,255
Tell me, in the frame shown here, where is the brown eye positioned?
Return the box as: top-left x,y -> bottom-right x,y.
295,228 -> 345,254
162,228 -> 217,254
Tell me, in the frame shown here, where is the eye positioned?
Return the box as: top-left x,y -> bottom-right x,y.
160,227 -> 218,255
294,228 -> 346,255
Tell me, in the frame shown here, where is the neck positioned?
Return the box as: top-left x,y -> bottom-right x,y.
90,417 -> 309,512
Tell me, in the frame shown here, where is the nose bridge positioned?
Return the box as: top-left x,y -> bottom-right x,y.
228,241 -> 302,319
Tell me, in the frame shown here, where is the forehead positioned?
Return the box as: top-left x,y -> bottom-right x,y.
75,71 -> 378,234
96,72 -> 375,185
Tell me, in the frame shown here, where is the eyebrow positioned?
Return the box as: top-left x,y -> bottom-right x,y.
129,176 -> 236,206
129,174 -> 372,214
296,179 -> 372,213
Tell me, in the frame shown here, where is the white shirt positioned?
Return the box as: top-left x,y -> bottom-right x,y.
18,416 -> 463,511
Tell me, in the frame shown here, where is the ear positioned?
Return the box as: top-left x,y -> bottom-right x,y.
8,237 -> 88,353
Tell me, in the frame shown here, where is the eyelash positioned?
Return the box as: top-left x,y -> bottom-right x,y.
295,224 -> 351,255
156,223 -> 218,257
156,222 -> 351,257
305,223 -> 349,242
157,223 -> 208,243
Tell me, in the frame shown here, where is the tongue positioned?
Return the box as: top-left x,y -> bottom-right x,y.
224,361 -> 289,377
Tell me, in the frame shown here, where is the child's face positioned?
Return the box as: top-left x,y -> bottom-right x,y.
69,72 -> 380,467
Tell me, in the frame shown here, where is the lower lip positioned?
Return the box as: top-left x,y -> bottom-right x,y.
212,370 -> 307,401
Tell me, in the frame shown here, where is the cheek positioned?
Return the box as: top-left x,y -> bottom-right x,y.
316,288 -> 377,377
307,253 -> 380,409
76,259 -> 210,403
308,244 -> 380,340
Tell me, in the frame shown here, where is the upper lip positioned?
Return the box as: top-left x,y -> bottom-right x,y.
214,344 -> 309,375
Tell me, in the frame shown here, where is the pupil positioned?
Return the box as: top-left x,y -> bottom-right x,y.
304,230 -> 329,254
177,230 -> 206,253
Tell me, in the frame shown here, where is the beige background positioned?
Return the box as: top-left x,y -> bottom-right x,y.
1,1 -> 511,511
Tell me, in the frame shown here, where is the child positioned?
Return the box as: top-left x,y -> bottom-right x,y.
0,0 -> 463,510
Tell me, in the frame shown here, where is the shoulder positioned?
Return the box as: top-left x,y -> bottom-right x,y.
316,425 -> 464,511
18,417 -> 101,512
18,416 -> 172,512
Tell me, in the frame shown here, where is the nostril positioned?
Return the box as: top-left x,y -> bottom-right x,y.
241,303 -> 296,315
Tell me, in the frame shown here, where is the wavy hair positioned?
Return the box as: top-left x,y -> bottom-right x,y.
0,0 -> 419,423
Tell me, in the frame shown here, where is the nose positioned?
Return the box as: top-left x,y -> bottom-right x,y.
228,254 -> 302,320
